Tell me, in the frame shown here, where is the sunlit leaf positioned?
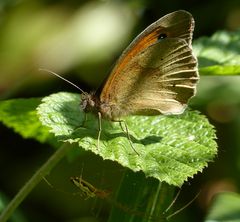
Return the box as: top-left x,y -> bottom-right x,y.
0,98 -> 54,144
37,92 -> 217,186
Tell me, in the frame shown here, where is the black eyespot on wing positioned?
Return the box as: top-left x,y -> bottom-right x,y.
158,33 -> 167,40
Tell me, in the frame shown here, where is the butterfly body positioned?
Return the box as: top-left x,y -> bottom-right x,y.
81,10 -> 198,121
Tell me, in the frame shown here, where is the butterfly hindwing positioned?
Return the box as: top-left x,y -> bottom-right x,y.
121,38 -> 198,115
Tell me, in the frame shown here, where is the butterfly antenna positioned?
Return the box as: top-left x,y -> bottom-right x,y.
39,68 -> 87,95
42,176 -> 73,195
80,163 -> 85,180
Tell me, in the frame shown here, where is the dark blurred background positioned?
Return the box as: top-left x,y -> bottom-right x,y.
1,0 -> 240,221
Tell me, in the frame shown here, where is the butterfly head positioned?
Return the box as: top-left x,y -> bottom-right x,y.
80,92 -> 100,114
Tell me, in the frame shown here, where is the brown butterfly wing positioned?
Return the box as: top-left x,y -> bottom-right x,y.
113,38 -> 198,116
99,10 -> 198,119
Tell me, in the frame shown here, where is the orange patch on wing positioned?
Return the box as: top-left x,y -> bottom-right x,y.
101,28 -> 165,99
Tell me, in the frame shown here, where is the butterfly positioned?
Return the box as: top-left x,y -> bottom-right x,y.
42,10 -> 198,154
80,10 -> 198,122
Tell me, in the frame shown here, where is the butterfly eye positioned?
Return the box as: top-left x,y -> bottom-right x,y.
158,33 -> 167,40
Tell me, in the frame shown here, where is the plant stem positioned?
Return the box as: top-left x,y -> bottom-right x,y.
0,143 -> 72,222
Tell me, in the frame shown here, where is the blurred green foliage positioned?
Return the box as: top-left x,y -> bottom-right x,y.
205,192 -> 240,221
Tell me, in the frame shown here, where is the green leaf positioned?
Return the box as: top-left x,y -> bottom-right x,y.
0,98 -> 54,144
205,192 -> 240,222
193,30 -> 240,75
37,92 -> 217,186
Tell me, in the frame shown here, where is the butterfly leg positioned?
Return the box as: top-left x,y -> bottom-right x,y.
118,120 -> 139,156
165,189 -> 200,220
163,188 -> 181,214
97,112 -> 102,150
